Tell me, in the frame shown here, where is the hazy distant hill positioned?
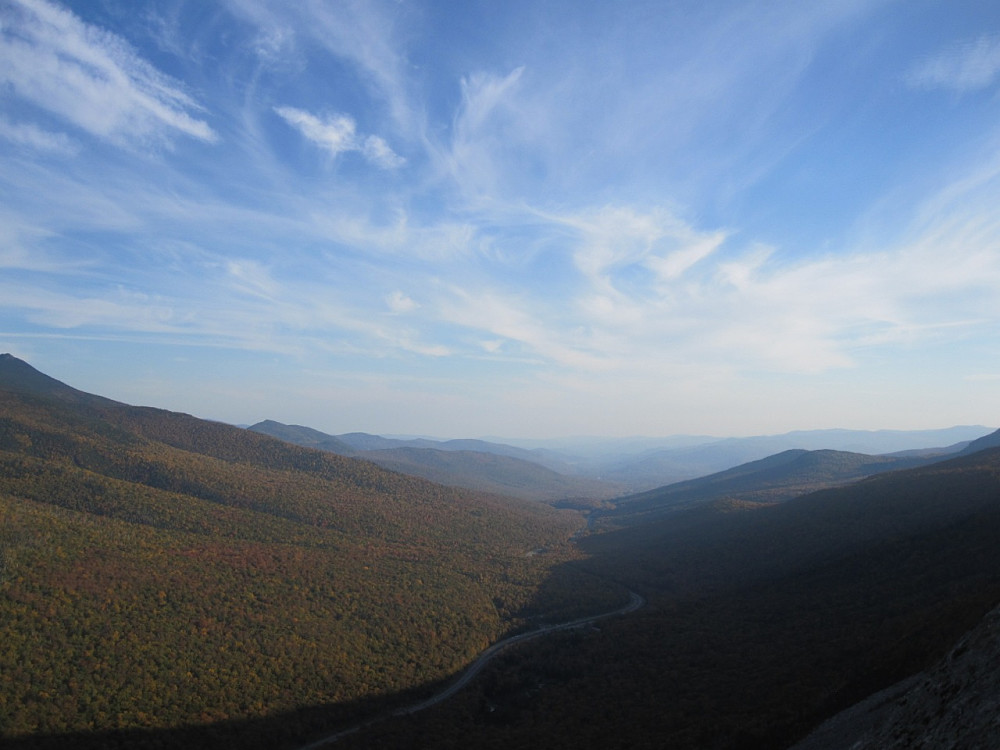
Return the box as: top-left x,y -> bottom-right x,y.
248,423 -> 560,464
959,427 -> 1000,455
548,426 -> 993,491
330,430 -> 572,467
247,419 -> 354,453
249,420 -> 620,505
0,355 -> 614,749
352,446 -> 620,505
250,419 -> 994,497
597,447 -> 935,526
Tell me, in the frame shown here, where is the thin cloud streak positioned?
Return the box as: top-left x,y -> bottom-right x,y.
0,115 -> 78,153
0,0 -> 216,146
907,35 -> 1000,92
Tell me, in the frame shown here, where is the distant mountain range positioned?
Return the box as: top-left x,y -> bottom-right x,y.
248,420 -> 621,505
570,426 -> 990,489
249,418 -> 995,504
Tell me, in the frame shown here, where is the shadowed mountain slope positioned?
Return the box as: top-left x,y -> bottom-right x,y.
595,447 -> 933,527
791,600 -> 1000,750
327,445 -> 1000,750
959,426 -> 1000,455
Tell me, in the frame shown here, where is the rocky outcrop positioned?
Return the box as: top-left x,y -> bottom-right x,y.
792,603 -> 1000,750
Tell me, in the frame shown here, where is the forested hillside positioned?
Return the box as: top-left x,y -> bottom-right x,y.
0,356 -> 620,749
328,445 -> 1000,749
5,355 -> 1000,750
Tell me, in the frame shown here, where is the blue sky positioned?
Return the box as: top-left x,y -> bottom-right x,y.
1,0 -> 999,438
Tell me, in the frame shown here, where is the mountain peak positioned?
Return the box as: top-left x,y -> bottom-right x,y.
0,353 -> 69,392
0,354 -> 119,406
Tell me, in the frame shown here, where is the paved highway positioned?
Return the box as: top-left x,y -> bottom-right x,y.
298,590 -> 645,749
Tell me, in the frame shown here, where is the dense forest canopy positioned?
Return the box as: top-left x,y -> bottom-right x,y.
0,356 -> 623,748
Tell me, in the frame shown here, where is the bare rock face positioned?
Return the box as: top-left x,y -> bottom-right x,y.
792,604 -> 1000,750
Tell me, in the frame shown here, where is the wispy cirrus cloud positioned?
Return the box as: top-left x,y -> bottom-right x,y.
416,178 -> 1000,378
274,106 -> 404,169
0,0 -> 215,147
555,205 -> 726,288
225,0 -> 416,131
907,35 -> 1000,92
0,115 -> 78,154
445,67 -> 527,198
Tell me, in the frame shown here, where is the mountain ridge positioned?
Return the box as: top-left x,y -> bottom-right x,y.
248,419 -> 621,505
0,353 -> 121,407
595,446 -> 943,527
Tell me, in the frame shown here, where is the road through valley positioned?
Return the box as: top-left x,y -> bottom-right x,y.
299,590 -> 646,749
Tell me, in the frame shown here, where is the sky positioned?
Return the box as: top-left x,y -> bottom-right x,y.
1,0 -> 1000,439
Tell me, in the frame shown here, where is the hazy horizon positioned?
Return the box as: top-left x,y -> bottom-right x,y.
2,1 -> 1000,438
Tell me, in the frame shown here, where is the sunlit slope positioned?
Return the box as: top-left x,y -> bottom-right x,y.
0,356 -> 588,742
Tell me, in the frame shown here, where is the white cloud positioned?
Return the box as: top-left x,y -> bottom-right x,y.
0,217 -> 80,272
0,281 -> 186,332
309,208 -> 474,261
0,0 -> 216,147
224,0 -> 415,131
560,205 -> 725,289
386,291 -> 418,313
274,107 -> 356,156
414,183 -> 1000,378
0,116 -> 77,154
362,134 -> 406,169
275,106 -> 404,168
647,232 -> 728,282
907,35 -> 1000,92
444,67 -> 527,199
225,260 -> 279,300
458,68 -> 526,135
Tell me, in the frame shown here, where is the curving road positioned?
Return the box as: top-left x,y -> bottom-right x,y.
298,590 -> 645,749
